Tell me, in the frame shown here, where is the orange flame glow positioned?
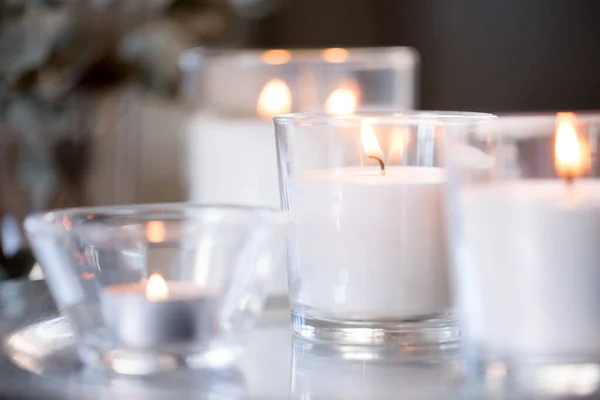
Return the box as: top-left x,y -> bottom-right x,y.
256,79 -> 292,119
260,49 -> 292,65
361,124 -> 384,160
322,48 -> 349,63
554,113 -> 590,180
146,221 -> 166,243
146,273 -> 169,301
325,87 -> 358,115
388,127 -> 408,163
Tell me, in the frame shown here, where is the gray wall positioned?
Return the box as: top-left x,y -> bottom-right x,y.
253,0 -> 600,112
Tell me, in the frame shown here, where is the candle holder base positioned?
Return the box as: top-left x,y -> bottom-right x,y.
291,312 -> 460,352
470,358 -> 600,398
78,343 -> 243,376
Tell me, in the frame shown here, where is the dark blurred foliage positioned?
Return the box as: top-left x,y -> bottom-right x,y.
0,0 -> 288,280
0,0 -> 235,279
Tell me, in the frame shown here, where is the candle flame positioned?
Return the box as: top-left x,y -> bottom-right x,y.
325,87 -> 358,115
260,49 -> 292,65
146,221 -> 166,243
146,273 -> 169,301
256,79 -> 292,120
322,48 -> 349,63
362,124 -> 384,160
554,112 -> 591,180
388,127 -> 408,163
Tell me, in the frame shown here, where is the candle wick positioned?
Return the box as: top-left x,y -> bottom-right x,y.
369,156 -> 386,176
565,175 -> 575,202
565,176 -> 574,186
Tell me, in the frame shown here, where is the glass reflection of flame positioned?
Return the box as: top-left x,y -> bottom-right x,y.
257,79 -> 292,120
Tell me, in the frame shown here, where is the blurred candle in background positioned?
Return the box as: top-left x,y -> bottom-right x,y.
457,112 -> 600,364
182,47 -> 419,296
187,77 -> 292,209
324,81 -> 360,115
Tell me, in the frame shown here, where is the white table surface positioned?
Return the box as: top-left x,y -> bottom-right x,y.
0,280 -> 586,399
0,281 -> 466,399
240,308 -> 462,400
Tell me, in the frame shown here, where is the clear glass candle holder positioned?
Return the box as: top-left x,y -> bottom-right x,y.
275,111 -> 493,347
448,112 -> 600,396
24,204 -> 288,375
181,47 -> 418,296
291,337 -> 461,399
1,88 -> 140,280
181,47 -> 418,119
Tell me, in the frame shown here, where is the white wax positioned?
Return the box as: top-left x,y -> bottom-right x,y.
185,114 -> 280,208
291,166 -> 451,319
460,180 -> 600,358
185,114 -> 289,295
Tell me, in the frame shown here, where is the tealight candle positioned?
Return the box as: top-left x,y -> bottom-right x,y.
102,274 -> 220,348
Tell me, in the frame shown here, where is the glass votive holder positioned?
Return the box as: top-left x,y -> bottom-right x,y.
181,47 -> 418,296
448,112 -> 600,393
274,111 -> 493,346
24,204 -> 288,375
291,337 -> 462,399
1,88 -> 140,280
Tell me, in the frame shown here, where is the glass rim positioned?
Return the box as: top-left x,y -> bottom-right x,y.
469,111 -> 600,139
273,111 -> 497,126
24,203 -> 289,236
495,111 -> 600,124
179,46 -> 418,71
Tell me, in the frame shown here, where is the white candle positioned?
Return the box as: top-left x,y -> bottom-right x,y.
185,79 -> 362,297
460,180 -> 600,358
186,78 -> 292,208
185,115 -> 288,295
186,115 -> 280,208
291,166 -> 451,319
458,114 -> 599,358
185,77 -> 293,294
102,274 -> 220,348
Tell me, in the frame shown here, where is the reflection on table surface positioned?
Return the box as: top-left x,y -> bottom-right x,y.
0,281 -> 463,399
290,338 -> 462,400
1,280 -> 600,399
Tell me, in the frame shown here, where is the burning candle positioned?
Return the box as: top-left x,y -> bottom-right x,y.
187,78 -> 358,296
290,124 -> 451,320
102,274 -> 220,348
554,112 -> 591,182
187,78 -> 292,209
460,113 -> 600,358
325,84 -> 359,116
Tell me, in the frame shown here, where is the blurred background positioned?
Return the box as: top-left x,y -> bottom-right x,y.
253,0 -> 600,112
1,0 -> 600,280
